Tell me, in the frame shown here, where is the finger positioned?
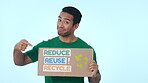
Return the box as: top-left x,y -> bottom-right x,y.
21,40 -> 33,47
90,68 -> 94,72
16,40 -> 32,51
90,61 -> 97,67
90,66 -> 97,77
90,60 -> 96,64
89,66 -> 98,72
91,70 -> 97,77
25,42 -> 33,47
90,67 -> 98,77
21,44 -> 27,51
15,44 -> 22,51
89,63 -> 98,72
90,64 -> 98,68
18,44 -> 23,50
15,43 -> 23,50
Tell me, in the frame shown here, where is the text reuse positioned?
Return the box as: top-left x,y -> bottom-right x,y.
44,57 -> 67,64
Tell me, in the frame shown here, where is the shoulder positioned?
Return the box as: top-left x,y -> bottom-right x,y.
77,38 -> 93,48
47,36 -> 59,42
35,36 -> 59,47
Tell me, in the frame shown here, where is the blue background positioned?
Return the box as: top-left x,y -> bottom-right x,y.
0,0 -> 148,83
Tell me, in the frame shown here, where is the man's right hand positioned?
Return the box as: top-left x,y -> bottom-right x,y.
13,39 -> 33,66
14,39 -> 33,51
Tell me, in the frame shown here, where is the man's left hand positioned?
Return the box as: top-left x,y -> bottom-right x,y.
89,60 -> 98,77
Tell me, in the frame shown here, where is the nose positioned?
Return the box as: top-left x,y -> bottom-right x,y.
58,21 -> 64,28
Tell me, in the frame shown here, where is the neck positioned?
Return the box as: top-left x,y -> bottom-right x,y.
59,35 -> 78,43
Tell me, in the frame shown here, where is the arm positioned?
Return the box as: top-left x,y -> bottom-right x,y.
88,60 -> 101,83
13,40 -> 33,66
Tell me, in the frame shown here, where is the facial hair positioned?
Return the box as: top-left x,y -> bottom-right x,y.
57,27 -> 72,37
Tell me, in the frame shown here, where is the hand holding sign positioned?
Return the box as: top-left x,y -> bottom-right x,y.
14,39 -> 32,51
89,60 -> 98,77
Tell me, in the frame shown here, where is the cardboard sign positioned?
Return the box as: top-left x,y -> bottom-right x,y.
38,48 -> 93,77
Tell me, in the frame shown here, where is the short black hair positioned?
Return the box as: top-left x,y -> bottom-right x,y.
62,6 -> 82,25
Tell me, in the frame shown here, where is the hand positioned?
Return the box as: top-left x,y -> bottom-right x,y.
14,39 -> 32,51
89,60 -> 98,77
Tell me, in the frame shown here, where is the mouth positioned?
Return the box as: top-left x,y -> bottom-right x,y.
58,28 -> 65,32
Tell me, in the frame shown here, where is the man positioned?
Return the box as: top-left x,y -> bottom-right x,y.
13,6 -> 101,83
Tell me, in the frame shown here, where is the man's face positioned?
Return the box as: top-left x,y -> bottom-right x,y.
57,12 -> 75,37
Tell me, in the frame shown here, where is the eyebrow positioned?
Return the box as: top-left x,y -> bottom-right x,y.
58,16 -> 71,22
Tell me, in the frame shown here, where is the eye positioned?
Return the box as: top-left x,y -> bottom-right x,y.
58,19 -> 61,22
65,21 -> 69,24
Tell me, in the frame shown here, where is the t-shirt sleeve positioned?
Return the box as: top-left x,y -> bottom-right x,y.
26,40 -> 48,62
26,46 -> 38,62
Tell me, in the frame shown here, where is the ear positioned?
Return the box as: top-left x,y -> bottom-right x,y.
73,23 -> 79,30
